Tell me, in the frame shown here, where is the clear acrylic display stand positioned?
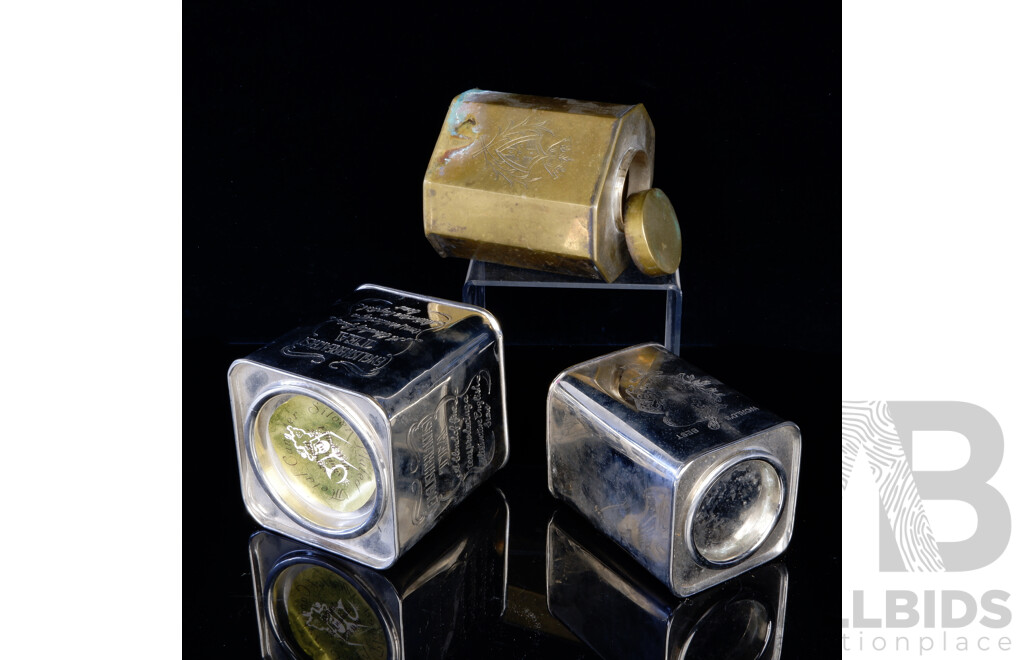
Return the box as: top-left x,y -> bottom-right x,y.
462,260 -> 682,354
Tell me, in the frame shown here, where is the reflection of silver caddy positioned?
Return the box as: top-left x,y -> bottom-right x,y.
229,284 -> 509,568
546,344 -> 800,596
547,509 -> 789,660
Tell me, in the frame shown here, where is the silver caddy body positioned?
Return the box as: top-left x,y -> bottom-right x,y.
547,343 -> 800,596
229,284 -> 509,568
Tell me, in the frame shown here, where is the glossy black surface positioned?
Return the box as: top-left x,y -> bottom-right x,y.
250,488 -> 509,659
186,342 -> 835,657
186,3 -> 837,655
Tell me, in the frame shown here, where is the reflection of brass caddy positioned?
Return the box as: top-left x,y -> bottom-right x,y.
424,90 -> 680,282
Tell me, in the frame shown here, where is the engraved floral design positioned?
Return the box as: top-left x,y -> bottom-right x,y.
625,370 -> 726,430
477,118 -> 572,188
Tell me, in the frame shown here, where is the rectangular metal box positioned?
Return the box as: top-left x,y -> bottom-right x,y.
229,284 -> 509,568
546,343 -> 800,595
423,89 -> 664,281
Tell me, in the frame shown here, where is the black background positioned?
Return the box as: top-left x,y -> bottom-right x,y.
186,3 -> 838,656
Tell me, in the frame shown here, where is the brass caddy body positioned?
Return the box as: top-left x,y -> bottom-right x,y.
423,89 -> 680,282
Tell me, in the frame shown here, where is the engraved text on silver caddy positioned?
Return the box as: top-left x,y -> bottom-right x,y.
228,285 -> 509,569
546,343 -> 801,596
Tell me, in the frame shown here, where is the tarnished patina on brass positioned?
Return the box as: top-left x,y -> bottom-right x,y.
423,89 -> 681,282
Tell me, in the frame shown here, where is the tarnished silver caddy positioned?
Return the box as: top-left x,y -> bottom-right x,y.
546,343 -> 800,596
229,285 -> 508,568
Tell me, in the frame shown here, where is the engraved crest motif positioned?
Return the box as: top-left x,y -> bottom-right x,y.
284,425 -> 360,485
625,369 -> 727,430
477,118 -> 571,188
302,599 -> 370,644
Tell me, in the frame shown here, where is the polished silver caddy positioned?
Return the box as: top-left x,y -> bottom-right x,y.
229,284 -> 508,568
546,343 -> 800,596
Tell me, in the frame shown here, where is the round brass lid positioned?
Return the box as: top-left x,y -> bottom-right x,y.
248,391 -> 381,533
623,188 -> 681,276
265,394 -> 377,515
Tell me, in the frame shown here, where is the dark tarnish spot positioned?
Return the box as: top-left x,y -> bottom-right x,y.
435,114 -> 479,169
450,116 -> 477,135
428,189 -> 436,197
